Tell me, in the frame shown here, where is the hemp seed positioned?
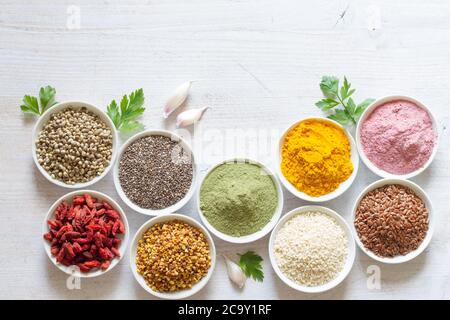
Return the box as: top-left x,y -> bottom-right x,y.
36,107 -> 113,185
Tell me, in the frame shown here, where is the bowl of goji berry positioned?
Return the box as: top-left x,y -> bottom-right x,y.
42,190 -> 129,277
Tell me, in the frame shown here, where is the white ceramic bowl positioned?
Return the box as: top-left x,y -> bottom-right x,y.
32,101 -> 118,188
352,178 -> 434,264
197,158 -> 284,244
114,129 -> 197,216
277,117 -> 359,202
269,205 -> 356,293
130,213 -> 216,299
42,190 -> 129,278
356,96 -> 439,179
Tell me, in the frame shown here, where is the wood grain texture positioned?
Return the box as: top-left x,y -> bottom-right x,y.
0,0 -> 449,299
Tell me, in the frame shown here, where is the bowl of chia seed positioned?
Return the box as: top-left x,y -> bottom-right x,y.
113,129 -> 197,216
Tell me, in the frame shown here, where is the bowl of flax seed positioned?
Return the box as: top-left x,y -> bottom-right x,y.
352,178 -> 434,264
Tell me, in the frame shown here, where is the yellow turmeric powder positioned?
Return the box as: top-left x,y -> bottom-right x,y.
281,119 -> 353,197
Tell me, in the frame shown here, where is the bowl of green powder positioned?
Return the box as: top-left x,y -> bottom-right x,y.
198,158 -> 283,244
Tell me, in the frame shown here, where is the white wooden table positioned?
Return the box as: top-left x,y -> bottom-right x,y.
1,0 -> 449,300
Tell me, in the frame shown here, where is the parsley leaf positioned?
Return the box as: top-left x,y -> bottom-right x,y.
319,76 -> 339,99
20,86 -> 57,116
238,251 -> 264,282
39,86 -> 57,113
106,88 -> 146,133
315,98 -> 339,110
316,76 -> 375,126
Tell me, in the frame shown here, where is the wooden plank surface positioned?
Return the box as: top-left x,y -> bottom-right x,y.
0,0 -> 449,299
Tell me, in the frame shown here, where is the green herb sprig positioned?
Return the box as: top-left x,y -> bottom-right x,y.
315,76 -> 374,125
20,86 -> 57,116
107,88 -> 145,133
238,251 -> 264,282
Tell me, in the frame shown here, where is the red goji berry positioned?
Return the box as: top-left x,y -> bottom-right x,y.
93,202 -> 103,209
73,237 -> 90,244
86,224 -> 102,231
105,210 -> 119,220
64,243 -> 75,259
117,220 -> 125,234
72,242 -> 82,254
113,238 -> 122,248
43,232 -> 53,241
51,246 -> 59,256
82,251 -> 94,260
47,220 -> 59,230
65,223 -> 74,232
111,220 -> 120,236
94,232 -> 104,248
98,247 -> 113,260
84,260 -> 101,269
90,244 -> 97,257
60,259 -> 72,267
103,237 -> 113,248
77,263 -> 90,273
101,261 -> 110,270
84,194 -> 94,208
111,247 -> 120,257
56,247 -> 65,263
103,201 -> 113,210
55,226 -> 68,239
73,196 -> 85,205
64,231 -> 81,240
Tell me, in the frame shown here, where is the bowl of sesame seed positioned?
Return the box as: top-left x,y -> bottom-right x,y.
113,129 -> 197,216
32,101 -> 118,188
269,205 -> 355,293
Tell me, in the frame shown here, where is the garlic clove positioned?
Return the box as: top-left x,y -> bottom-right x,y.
176,106 -> 209,128
163,81 -> 192,118
223,254 -> 246,289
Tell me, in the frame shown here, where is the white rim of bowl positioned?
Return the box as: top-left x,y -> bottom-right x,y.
42,190 -> 130,278
268,205 -> 356,293
32,101 -> 119,189
197,158 -> 284,244
129,213 -> 216,299
113,129 -> 197,216
351,178 -> 434,264
277,117 -> 359,202
355,95 -> 439,179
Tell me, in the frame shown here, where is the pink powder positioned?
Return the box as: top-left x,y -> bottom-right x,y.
360,100 -> 436,175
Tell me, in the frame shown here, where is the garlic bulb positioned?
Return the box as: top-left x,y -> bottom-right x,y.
163,81 -> 192,118
223,254 -> 246,288
176,107 -> 209,128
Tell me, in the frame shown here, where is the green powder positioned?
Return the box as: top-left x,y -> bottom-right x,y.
199,162 -> 278,237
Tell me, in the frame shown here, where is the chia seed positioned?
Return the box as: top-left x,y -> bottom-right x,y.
119,135 -> 193,210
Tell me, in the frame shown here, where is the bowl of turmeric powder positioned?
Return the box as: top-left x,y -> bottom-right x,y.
277,117 -> 359,202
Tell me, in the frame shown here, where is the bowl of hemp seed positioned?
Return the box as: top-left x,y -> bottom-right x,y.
32,101 -> 118,188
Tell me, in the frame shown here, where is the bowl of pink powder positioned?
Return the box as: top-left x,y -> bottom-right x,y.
356,96 -> 438,179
